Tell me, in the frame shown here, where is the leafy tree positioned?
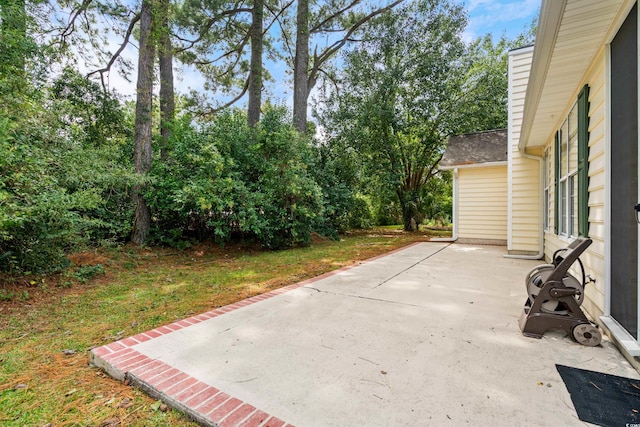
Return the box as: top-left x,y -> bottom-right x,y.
291,0 -> 405,133
448,30 -> 535,135
0,0 -> 27,80
0,0 -> 140,272
317,0 -> 467,230
0,0 -> 48,107
0,69 -> 133,273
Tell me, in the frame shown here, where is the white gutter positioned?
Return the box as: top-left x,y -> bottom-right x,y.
504,148 -> 544,260
432,168 -> 458,242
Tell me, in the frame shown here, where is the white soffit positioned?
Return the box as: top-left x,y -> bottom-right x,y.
520,0 -> 624,149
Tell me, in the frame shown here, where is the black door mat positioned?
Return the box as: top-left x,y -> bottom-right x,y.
556,364 -> 640,426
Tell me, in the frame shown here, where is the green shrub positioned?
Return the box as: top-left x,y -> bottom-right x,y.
347,195 -> 374,230
74,264 -> 106,283
147,106 -> 324,249
0,70 -> 134,273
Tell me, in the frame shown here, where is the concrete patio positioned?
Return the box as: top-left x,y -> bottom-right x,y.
90,242 -> 639,426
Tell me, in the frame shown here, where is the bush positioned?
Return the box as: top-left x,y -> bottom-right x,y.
347,195 -> 374,230
0,71 -> 134,273
311,142 -> 371,234
74,264 -> 106,283
147,106 -> 324,249
246,107 -> 323,248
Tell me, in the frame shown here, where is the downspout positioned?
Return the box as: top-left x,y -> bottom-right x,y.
432,168 -> 459,242
504,147 -> 544,260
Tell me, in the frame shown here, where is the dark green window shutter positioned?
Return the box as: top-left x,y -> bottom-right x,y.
554,131 -> 560,235
577,84 -> 590,237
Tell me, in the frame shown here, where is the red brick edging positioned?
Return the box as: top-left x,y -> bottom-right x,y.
90,242 -> 424,426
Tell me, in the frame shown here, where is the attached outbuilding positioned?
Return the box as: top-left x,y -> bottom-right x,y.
439,129 -> 508,245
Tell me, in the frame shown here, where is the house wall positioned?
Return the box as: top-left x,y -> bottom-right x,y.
508,47 -> 541,254
515,0 -> 640,369
540,49 -> 608,322
457,166 -> 508,244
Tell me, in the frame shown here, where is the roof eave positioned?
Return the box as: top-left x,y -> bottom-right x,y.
519,0 -> 627,150
439,161 -> 508,171
519,0 -> 567,151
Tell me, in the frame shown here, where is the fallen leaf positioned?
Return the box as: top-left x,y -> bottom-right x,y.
118,397 -> 134,409
14,383 -> 27,390
101,418 -> 120,427
65,388 -> 77,396
150,400 -> 162,411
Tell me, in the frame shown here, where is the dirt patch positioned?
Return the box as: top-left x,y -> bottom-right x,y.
68,252 -> 110,267
310,232 -> 330,244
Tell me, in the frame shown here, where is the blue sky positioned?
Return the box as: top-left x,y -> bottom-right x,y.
104,0 -> 541,102
462,0 -> 540,42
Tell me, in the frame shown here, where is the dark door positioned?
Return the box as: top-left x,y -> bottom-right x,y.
611,3 -> 638,339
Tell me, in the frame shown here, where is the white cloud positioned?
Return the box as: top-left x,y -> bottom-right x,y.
463,0 -> 540,41
476,0 -> 539,23
467,0 -> 499,12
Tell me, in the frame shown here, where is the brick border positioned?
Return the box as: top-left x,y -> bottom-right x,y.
90,242 -> 425,426
91,329 -> 295,427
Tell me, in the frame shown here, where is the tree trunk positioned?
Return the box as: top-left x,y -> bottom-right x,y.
158,0 -> 174,160
131,0 -> 155,245
398,189 -> 420,232
247,0 -> 263,127
293,0 -> 309,133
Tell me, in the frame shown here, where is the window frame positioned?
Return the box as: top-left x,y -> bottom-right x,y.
557,106 -> 579,237
554,85 -> 590,238
544,146 -> 552,231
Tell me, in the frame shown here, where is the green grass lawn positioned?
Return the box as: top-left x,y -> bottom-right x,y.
0,227 -> 448,426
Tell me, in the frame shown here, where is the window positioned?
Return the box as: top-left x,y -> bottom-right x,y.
544,146 -> 551,230
557,104 -> 579,236
554,85 -> 590,237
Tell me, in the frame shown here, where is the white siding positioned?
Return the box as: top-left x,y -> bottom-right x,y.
458,166 -> 508,241
543,49 -> 607,320
508,47 -> 541,253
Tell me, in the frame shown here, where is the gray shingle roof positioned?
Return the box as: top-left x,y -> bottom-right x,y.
439,129 -> 507,168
